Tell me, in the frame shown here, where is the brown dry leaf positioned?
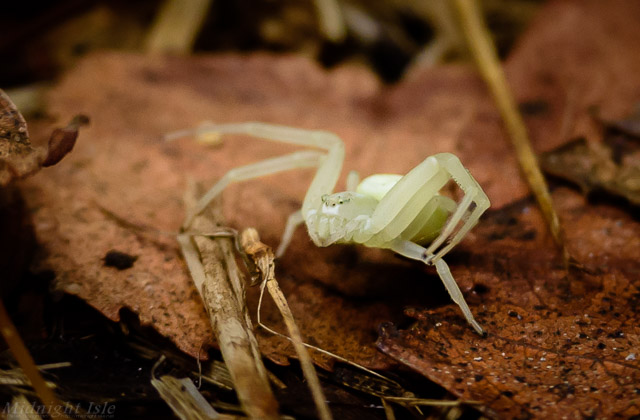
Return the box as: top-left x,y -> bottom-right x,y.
0,89 -> 43,186
603,104 -> 640,139
22,0 -> 640,371
540,135 -> 640,206
377,187 -> 640,419
0,89 -> 86,186
503,0 -> 640,149
41,115 -> 88,167
0,90 -> 84,295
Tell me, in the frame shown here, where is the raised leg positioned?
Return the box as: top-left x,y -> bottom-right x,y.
183,150 -> 324,228
276,210 -> 304,258
167,122 -> 345,215
422,153 -> 490,261
346,170 -> 360,191
431,197 -> 487,261
399,195 -> 457,244
359,156 -> 451,245
390,239 -> 484,335
361,153 -> 487,334
168,121 -> 342,151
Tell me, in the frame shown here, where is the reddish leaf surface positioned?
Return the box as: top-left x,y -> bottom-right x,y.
503,0 -> 640,149
21,0 -> 640,378
377,187 -> 640,419
376,3 -> 640,416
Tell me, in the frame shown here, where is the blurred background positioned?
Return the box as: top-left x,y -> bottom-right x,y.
2,0 -> 543,100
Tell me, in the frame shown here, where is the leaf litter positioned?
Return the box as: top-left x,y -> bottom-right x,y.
24,52 -> 498,367
0,88 -> 87,186
541,108 -> 640,206
377,186 -> 640,419
18,0 -> 640,416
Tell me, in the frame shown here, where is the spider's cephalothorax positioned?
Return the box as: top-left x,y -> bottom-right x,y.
308,179 -> 456,249
307,192 -> 377,246
170,122 -> 490,335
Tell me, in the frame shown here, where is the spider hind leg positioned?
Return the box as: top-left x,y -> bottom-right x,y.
390,239 -> 485,335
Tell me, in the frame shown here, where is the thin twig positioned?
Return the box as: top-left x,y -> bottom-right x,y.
381,398 -> 396,420
0,299 -> 70,419
152,357 -> 222,420
145,0 -> 213,54
313,0 -> 347,42
382,396 -> 482,406
238,228 -> 427,418
179,184 -> 279,420
452,0 -> 570,264
239,228 -> 333,420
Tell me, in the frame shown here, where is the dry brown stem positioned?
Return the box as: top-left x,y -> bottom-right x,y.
452,0 -> 570,263
151,362 -> 222,420
0,299 -> 70,419
178,186 -> 279,420
239,228 -> 332,420
144,0 -> 213,54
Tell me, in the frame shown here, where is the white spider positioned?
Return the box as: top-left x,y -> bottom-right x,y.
168,122 -> 490,335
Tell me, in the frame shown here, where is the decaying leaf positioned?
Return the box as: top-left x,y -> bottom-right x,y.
0,89 -> 87,186
22,0 -> 640,375
0,89 -> 42,186
540,135 -> 640,205
502,0 -> 640,149
377,187 -> 640,419
41,115 -> 88,167
601,104 -> 640,139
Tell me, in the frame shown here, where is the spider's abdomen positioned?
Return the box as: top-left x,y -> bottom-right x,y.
356,174 -> 402,201
354,170 -> 456,248
403,197 -> 454,245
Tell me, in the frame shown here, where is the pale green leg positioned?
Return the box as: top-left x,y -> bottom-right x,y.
167,122 -> 345,235
423,153 -> 490,261
346,170 -> 360,191
276,210 -> 304,258
432,197 -> 488,261
183,150 -> 324,228
390,239 -> 484,335
361,157 -> 450,244
435,258 -> 484,335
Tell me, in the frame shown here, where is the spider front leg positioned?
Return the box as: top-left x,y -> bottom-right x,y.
168,122 -> 346,250
422,153 -> 490,262
346,170 -> 360,191
361,154 -> 487,334
363,156 -> 454,244
182,151 -> 324,228
276,210 -> 304,258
